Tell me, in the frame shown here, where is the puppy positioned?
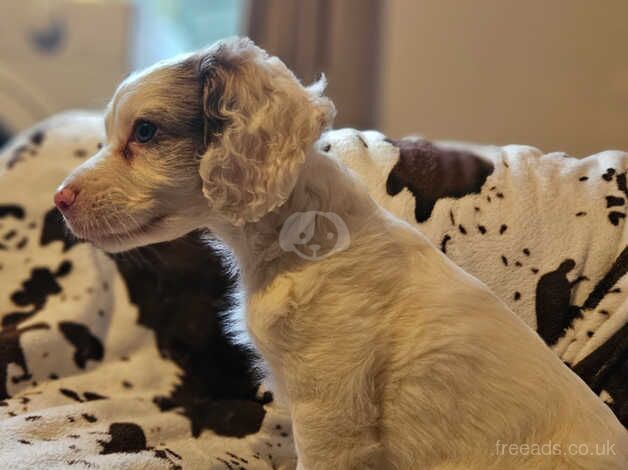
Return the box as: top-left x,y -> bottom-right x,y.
55,38 -> 628,469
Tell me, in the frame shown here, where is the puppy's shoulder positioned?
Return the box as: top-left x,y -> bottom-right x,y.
246,268 -> 317,328
248,274 -> 295,325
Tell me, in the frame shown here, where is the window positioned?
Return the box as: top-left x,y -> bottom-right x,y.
132,0 -> 244,69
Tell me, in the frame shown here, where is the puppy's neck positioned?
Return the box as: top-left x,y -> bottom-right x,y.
207,149 -> 378,292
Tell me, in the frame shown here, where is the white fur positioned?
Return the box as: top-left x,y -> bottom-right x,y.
58,38 -> 628,469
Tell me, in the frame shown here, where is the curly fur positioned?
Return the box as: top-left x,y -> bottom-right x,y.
199,38 -> 335,226
56,38 -> 628,469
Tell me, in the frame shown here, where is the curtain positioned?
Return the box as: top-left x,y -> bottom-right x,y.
244,0 -> 382,129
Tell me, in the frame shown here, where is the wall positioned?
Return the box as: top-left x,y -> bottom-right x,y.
378,0 -> 628,155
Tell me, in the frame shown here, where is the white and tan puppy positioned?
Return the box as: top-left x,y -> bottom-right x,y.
55,38 -> 628,469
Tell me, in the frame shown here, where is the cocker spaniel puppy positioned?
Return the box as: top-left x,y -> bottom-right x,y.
55,38 -> 628,469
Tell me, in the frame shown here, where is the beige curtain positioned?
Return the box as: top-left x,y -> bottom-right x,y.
244,0 -> 382,129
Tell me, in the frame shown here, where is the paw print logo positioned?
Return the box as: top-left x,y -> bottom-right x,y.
279,211 -> 350,260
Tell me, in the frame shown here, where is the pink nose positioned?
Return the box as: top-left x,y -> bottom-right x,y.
54,186 -> 78,211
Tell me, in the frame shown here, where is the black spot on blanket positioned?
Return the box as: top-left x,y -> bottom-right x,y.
83,391 -> 107,401
59,388 -> 83,402
16,236 -> 27,250
81,413 -> 97,423
40,207 -> 78,252
11,261 -> 71,309
0,323 -> 49,399
602,168 -> 616,181
4,260 -> 72,327
99,422 -> 147,454
99,422 -> 182,469
112,231 -> 264,438
30,130 -> 45,146
4,229 -> 16,240
608,211 -> 625,226
58,322 -> 104,369
573,322 -> 628,426
385,139 -> 494,222
67,459 -> 96,468
0,204 -> 25,220
59,388 -> 107,403
606,196 -> 625,208
581,246 -> 628,312
616,172 -> 628,198
535,259 -> 588,346
154,397 -> 266,439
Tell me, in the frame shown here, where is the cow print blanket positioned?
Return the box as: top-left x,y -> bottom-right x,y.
1,114 -> 626,469
0,112 -> 296,470
325,128 -> 627,426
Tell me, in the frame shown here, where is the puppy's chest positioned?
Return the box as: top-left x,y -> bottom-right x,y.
245,272 -> 339,373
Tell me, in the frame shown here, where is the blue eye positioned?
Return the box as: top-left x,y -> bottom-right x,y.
133,120 -> 157,143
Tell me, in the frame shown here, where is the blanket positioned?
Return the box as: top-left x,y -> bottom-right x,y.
0,112 -> 295,470
1,114 -> 626,469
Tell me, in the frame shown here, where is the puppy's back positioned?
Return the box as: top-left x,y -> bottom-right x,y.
357,218 -> 628,469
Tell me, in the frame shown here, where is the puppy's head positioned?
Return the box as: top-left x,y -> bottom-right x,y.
55,37 -> 335,252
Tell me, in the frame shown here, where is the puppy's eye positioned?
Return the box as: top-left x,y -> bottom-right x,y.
133,120 -> 157,143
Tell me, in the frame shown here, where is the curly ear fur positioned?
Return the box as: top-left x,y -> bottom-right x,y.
198,38 -> 336,226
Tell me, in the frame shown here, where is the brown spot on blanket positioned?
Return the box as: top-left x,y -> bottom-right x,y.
112,231 -> 265,438
385,139 -> 494,222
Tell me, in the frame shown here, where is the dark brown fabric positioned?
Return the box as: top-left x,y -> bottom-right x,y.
386,138 -> 494,222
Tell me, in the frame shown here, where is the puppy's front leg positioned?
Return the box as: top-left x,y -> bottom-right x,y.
290,398 -> 386,470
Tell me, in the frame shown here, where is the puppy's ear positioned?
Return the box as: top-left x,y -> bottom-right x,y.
198,38 -> 336,226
